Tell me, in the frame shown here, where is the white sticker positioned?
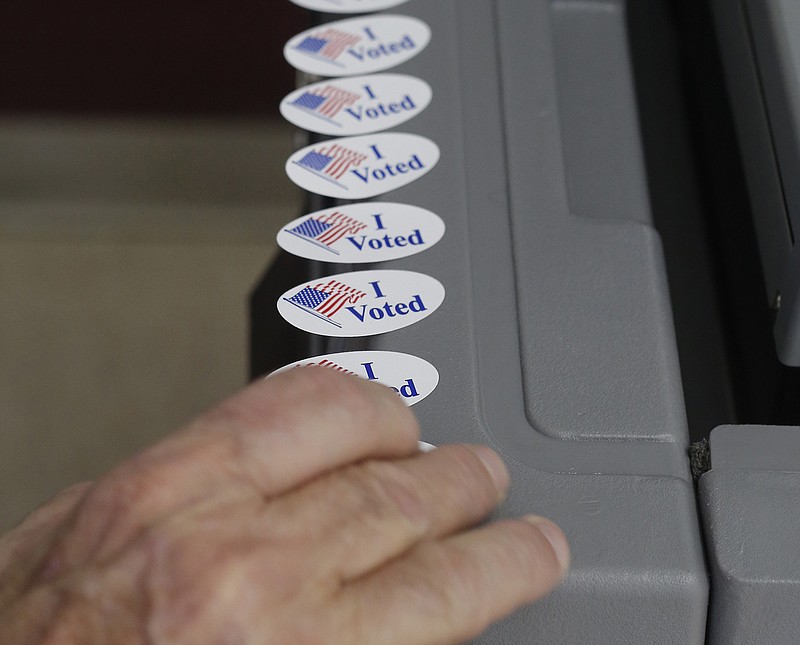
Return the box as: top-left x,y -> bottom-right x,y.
284,15 -> 431,77
285,133 -> 439,199
272,350 -> 439,406
277,202 -> 445,263
280,74 -> 432,136
277,269 -> 445,337
288,0 -> 411,14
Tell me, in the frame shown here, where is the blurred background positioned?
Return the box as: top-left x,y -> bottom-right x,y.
0,0 -> 307,530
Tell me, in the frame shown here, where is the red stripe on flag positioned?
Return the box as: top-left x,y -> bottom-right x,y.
312,280 -> 366,317
315,212 -> 367,246
315,28 -> 361,61
315,86 -> 361,118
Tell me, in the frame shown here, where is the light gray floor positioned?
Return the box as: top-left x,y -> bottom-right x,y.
0,118 -> 301,531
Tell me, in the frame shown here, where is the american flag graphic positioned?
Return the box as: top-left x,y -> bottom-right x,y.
284,279 -> 366,327
296,359 -> 356,376
290,85 -> 361,123
294,28 -> 362,64
285,212 -> 368,255
294,143 -> 368,187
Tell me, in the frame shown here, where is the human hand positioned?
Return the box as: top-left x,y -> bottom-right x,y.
0,368 -> 569,644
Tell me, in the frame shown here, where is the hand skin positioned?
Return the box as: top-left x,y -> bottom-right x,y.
0,368 -> 569,645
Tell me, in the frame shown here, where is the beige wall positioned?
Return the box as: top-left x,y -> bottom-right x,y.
0,118 -> 300,531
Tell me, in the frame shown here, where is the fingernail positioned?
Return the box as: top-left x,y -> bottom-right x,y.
524,516 -> 571,571
468,445 -> 509,495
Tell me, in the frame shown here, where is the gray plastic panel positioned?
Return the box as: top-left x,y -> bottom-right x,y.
709,0 -> 790,300
711,0 -> 800,365
551,0 -> 652,225
744,0 -> 800,247
700,425 -> 800,645
744,0 -> 800,365
305,0 -> 708,642
378,0 -> 692,453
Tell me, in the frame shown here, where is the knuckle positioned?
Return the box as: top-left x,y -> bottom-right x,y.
341,461 -> 430,533
283,366 -> 366,409
38,585 -> 94,644
38,572 -> 145,644
436,545 -> 488,615
406,544 -> 488,632
199,398 -> 255,434
86,465 -> 153,521
62,462 -> 166,555
443,445 -> 504,508
500,520 -> 565,584
292,366 -> 414,433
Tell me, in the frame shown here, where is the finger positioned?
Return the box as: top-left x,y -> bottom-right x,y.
47,369 -> 419,576
195,367 -> 421,495
262,444 -> 509,583
337,516 -> 570,645
2,481 -> 93,543
0,482 -> 92,593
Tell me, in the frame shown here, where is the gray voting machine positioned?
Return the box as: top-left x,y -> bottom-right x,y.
251,0 -> 800,642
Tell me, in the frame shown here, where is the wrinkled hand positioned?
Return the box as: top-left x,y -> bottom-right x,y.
0,368 -> 569,644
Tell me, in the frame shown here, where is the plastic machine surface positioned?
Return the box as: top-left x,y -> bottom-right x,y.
700,426 -> 800,645
360,2 -> 707,641
253,0 -> 800,642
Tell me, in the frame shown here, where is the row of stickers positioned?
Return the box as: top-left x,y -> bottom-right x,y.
274,8 -> 442,410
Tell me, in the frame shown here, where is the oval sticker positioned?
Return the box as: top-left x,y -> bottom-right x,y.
277,202 -> 445,263
272,350 -> 439,406
284,15 -> 431,77
280,74 -> 432,136
288,0 -> 411,14
277,269 -> 445,337
285,133 -> 439,199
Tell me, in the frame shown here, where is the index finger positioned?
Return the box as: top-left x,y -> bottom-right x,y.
205,366 -> 422,496
126,366 -> 420,499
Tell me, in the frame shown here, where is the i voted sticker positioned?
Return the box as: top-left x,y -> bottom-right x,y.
280,74 -> 432,136
277,202 -> 445,263
272,351 -> 439,406
289,0 -> 411,14
277,269 -> 445,337
284,15 -> 430,77
285,133 -> 439,199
